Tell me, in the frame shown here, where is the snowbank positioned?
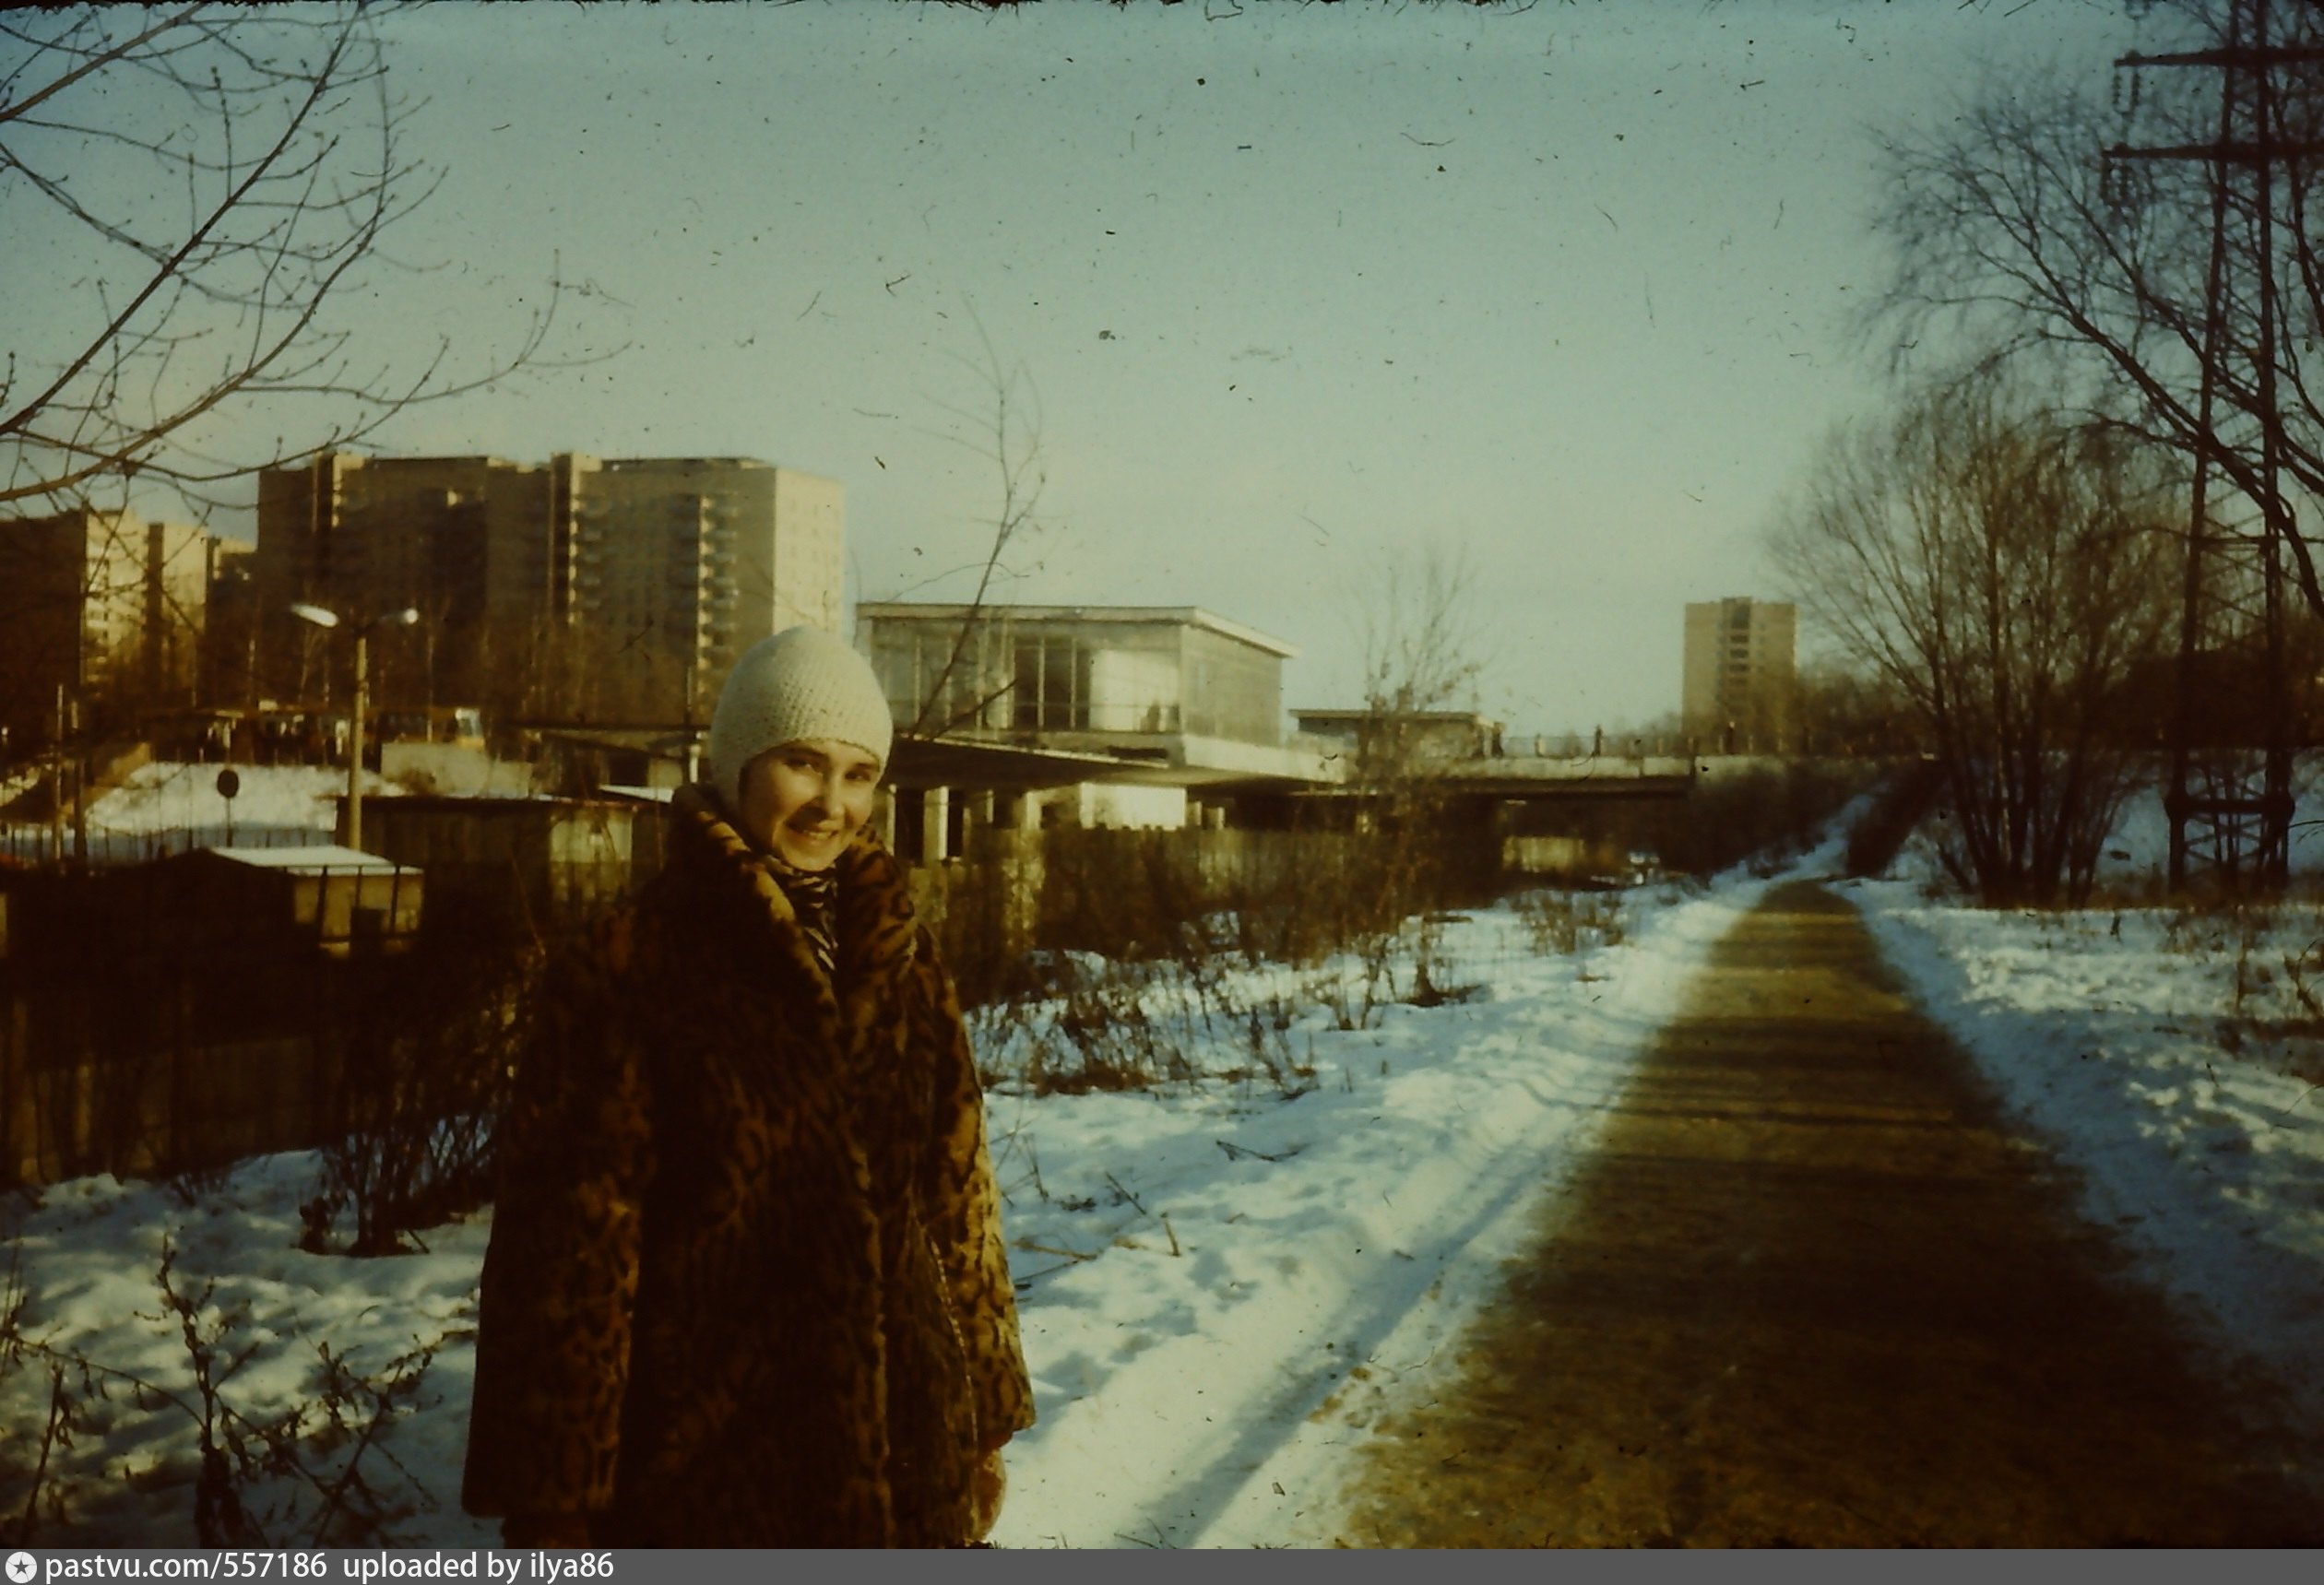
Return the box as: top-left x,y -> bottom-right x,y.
1848,882 -> 2324,1442
71,762 -> 405,863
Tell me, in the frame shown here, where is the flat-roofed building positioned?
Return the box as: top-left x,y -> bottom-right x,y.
254,452 -> 514,714
860,602 -> 1300,756
855,602 -> 1335,843
563,455 -> 841,721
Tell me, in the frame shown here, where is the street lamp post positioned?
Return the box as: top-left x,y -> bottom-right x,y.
290,602 -> 419,851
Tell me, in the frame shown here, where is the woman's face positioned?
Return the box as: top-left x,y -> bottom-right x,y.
738,739 -> 882,871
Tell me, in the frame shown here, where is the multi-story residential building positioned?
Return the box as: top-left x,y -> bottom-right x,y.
253,453 -> 502,711
1681,597 -> 1796,752
199,541 -> 260,711
559,456 -> 841,721
253,451 -> 843,722
0,506 -> 210,742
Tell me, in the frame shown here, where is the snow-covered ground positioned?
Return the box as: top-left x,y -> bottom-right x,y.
0,871 -> 1768,1547
0,762 -> 404,867
978,881 -> 1754,1549
4,798 -> 2321,1546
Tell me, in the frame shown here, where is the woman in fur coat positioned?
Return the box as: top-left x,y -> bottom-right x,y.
461,625 -> 1035,1547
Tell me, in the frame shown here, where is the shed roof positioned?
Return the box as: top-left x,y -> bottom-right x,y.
207,845 -> 416,875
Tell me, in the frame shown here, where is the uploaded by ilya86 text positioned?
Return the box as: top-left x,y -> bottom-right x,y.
343,1559 -> 611,1583
346,1558 -> 611,1583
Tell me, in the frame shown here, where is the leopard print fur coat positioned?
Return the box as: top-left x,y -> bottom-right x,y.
461,784 -> 1035,1546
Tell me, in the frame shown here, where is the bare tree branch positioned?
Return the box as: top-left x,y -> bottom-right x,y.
1863,0 -> 2324,621
895,304 -> 1051,741
0,3 -> 611,516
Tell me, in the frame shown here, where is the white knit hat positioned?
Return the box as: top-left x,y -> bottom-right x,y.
705,625 -> 895,811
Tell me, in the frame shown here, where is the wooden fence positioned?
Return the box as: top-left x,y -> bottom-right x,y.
0,817 -> 1501,1189
0,947 -> 376,1188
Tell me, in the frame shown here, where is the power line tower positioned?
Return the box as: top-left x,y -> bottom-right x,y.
2109,0 -> 2324,895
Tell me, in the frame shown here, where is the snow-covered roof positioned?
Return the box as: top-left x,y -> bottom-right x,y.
205,845 -> 416,875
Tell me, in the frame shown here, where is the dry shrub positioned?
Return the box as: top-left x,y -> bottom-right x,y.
307,917 -> 538,1257
0,1236 -> 449,1545
1511,889 -> 1626,957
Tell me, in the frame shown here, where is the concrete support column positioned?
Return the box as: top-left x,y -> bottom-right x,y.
874,787 -> 898,852
921,786 -> 952,863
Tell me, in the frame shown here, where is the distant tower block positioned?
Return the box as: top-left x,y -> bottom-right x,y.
1681,597 -> 1796,753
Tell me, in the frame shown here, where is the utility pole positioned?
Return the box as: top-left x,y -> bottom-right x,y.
349,625 -> 370,852
290,602 -> 418,853
2109,0 -> 2324,895
49,685 -> 65,866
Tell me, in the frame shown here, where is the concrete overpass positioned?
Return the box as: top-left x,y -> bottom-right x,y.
1435,754 -> 1700,801
1294,754 -> 1705,805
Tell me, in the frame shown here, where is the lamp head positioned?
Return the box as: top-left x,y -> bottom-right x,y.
288,603 -> 341,630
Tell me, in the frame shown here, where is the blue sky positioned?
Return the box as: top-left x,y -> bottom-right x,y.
30,0 -> 2151,734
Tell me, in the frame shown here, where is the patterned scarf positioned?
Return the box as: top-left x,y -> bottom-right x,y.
756,853 -> 841,984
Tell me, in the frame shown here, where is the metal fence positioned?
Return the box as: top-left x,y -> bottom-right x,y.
0,821 -> 338,869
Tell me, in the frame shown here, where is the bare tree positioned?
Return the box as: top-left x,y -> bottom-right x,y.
880,310 -> 1051,742
1790,659 -> 1922,760
1334,544 -> 1491,1009
0,4 -> 585,519
1349,543 -> 1487,788
1867,0 -> 2324,616
1770,375 -> 2180,905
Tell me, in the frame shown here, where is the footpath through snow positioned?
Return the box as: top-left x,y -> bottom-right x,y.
1846,883 -> 2324,1445
983,877 -> 1765,1548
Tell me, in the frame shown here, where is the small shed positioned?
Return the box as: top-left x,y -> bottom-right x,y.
533,728 -> 701,797
152,845 -> 423,957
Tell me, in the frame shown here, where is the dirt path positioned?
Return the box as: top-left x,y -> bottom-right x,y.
1323,881 -> 2321,1546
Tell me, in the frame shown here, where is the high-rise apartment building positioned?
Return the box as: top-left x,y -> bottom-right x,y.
253,453 -> 504,709
561,455 -> 842,720
1681,597 -> 1796,752
254,452 -> 843,722
0,507 -> 211,740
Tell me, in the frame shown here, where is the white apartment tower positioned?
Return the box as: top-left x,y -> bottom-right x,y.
560,456 -> 843,720
1681,597 -> 1796,752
